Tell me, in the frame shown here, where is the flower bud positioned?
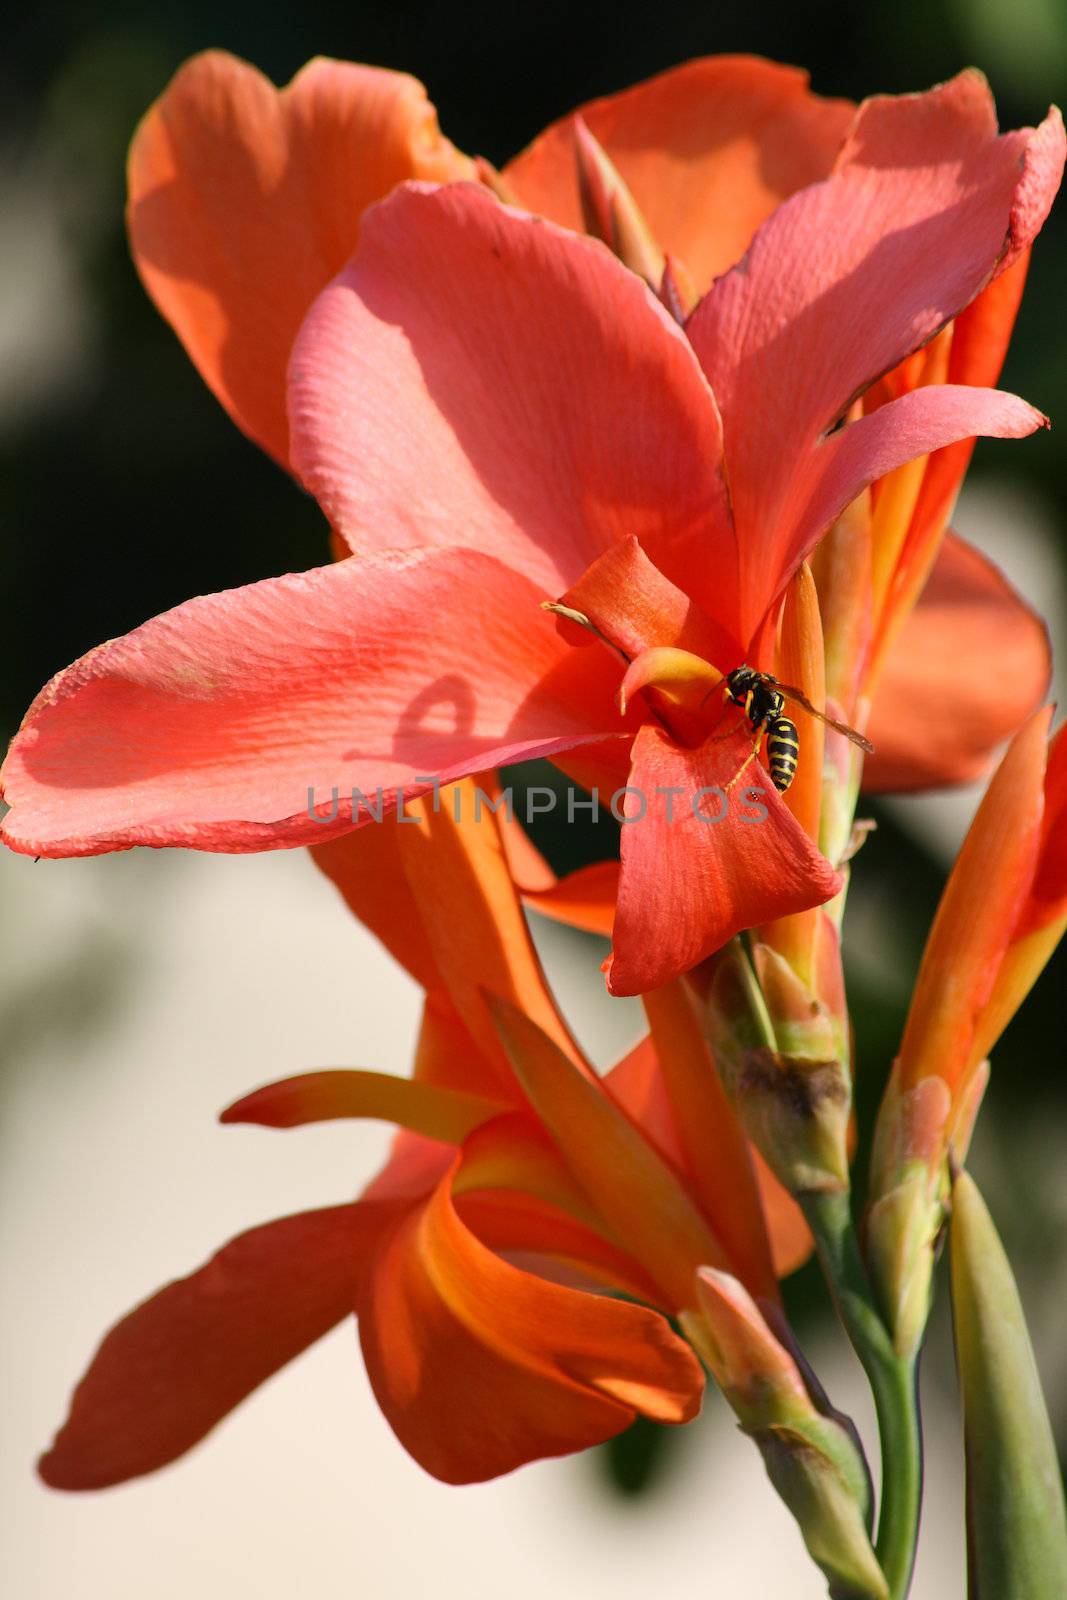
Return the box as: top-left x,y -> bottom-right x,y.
684,1270 -> 886,1600
571,115 -> 665,288
701,937 -> 851,1199
950,1171 -> 1067,1598
867,710 -> 1058,1353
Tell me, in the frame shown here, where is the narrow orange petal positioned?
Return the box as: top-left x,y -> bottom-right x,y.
642,982 -> 779,1301
522,860 -> 620,939
487,998 -> 727,1310
220,1069 -> 505,1141
396,790 -> 591,1087
897,707 -> 1051,1095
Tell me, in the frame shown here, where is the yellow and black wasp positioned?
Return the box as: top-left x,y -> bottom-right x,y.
724,665 -> 874,794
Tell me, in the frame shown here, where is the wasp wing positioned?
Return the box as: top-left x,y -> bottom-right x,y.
773,681 -> 875,754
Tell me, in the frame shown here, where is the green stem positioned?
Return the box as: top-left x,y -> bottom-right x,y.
801,1190 -> 923,1600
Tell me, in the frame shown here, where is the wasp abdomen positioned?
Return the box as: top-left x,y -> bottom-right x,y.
766,715 -> 799,794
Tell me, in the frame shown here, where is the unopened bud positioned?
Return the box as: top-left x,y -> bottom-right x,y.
572,116 -> 665,288
684,1270 -> 886,1600
701,940 -> 851,1198
951,1170 -> 1067,1598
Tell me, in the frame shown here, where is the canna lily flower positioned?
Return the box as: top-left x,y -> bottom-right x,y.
3,77 -> 1062,996
126,50 -> 1051,788
867,707 -> 1067,1353
38,786 -> 807,1489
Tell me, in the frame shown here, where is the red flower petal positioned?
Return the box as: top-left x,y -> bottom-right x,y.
1,550 -> 620,857
39,1203 -> 394,1490
128,51 -> 471,466
288,182 -> 734,590
865,534 -> 1050,791
359,1167 -> 703,1483
608,723 -> 843,994
504,57 -> 852,291
687,73 -> 1064,639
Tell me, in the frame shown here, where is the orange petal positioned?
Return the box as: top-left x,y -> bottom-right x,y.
129,51 -> 471,466
310,804 -> 441,990
864,534 -> 1050,792
869,253 -> 1031,675
752,1150 -> 813,1278
897,706 -> 1051,1096
523,860 -> 620,938
221,1068 -> 504,1140
395,789 -> 591,1090
487,998 -> 726,1310
555,534 -> 738,677
39,1202 -> 393,1489
455,1187 -> 664,1303
505,57 -> 852,292
609,722 -> 843,994
359,1167 -> 704,1483
969,722 -> 1067,1059
641,982 -> 779,1301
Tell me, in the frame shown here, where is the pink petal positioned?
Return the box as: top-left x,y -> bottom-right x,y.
608,724 -> 843,994
1,550 -> 623,857
786,384 -> 1046,593
687,73 -> 1064,639
288,182 -> 735,603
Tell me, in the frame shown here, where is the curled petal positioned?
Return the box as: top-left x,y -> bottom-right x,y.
359,1166 -> 704,1483
129,51 -> 470,466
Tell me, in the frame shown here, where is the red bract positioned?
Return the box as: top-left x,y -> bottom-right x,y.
2,75 -> 1062,993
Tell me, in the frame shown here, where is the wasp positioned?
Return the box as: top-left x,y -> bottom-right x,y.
723,665 -> 874,795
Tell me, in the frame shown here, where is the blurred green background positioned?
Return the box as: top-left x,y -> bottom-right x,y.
3,0 -> 1065,1525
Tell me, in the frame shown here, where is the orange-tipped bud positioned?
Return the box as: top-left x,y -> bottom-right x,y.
572,116 -> 665,288
867,709 -> 1067,1353
684,1270 -> 886,1600
895,706 -> 1051,1099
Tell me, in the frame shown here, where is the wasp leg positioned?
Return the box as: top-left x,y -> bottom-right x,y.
724,730 -> 764,793
708,711 -> 750,742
